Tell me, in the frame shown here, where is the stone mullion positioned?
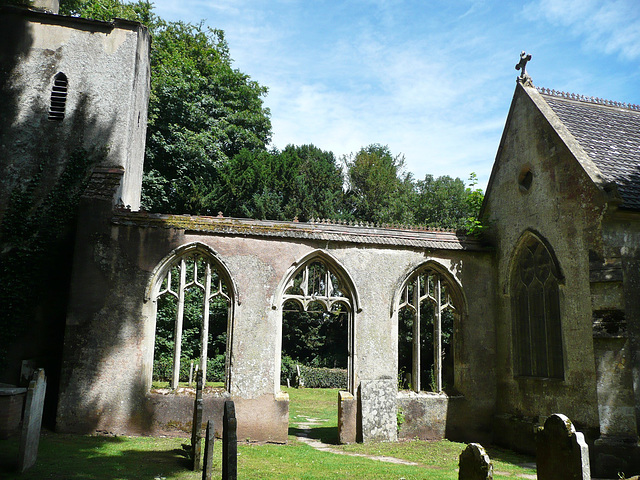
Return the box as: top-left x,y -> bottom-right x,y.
435,276 -> 443,392
413,276 -> 421,392
172,258 -> 187,389
200,262 -> 212,384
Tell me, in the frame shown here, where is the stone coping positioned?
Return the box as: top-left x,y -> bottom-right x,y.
111,212 -> 487,251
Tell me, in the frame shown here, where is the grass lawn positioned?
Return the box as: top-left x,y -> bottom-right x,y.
0,387 -> 536,479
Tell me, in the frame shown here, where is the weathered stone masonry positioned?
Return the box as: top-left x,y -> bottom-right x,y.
56,193 -> 496,443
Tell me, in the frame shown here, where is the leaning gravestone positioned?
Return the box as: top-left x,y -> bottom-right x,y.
222,400 -> 237,480
191,371 -> 204,471
18,368 -> 47,472
459,443 -> 493,480
536,413 -> 590,480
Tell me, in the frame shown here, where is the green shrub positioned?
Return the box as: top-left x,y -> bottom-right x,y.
153,355 -> 199,382
206,354 -> 226,382
280,355 -> 298,385
299,365 -> 347,389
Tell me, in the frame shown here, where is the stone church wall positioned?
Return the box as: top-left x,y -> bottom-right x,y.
0,7 -> 149,217
57,198 -> 496,443
484,83 -> 609,452
0,7 -> 149,425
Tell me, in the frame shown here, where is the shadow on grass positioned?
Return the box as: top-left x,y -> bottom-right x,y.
485,444 -> 536,469
289,425 -> 339,445
0,431 -> 195,480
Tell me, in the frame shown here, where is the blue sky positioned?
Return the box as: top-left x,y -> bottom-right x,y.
153,0 -> 640,190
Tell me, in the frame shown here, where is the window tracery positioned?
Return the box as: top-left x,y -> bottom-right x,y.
155,252 -> 230,389
512,235 -> 564,379
281,258 -> 354,391
398,266 -> 457,393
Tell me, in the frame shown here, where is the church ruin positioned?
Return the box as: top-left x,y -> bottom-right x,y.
1,5 -> 638,477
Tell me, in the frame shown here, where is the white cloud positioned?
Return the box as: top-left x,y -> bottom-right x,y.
525,0 -> 640,60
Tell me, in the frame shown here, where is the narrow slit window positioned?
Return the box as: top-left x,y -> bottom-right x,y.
48,73 -> 68,121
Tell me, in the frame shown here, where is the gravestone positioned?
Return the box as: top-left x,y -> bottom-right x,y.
536,414 -> 590,480
459,443 -> 493,480
18,368 -> 47,472
202,420 -> 214,480
222,400 -> 237,480
191,371 -> 204,471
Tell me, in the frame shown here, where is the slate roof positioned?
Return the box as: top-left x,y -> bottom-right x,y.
111,212 -> 486,251
537,88 -> 640,210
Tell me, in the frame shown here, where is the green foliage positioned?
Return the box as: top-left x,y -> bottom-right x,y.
463,172 -> 487,235
298,365 -> 347,389
1,0 -> 33,6
142,20 -> 271,214
59,0 -> 155,23
413,175 -> 470,228
344,144 -> 415,224
280,355 -> 298,385
281,307 -> 348,369
396,407 -> 405,434
219,145 -> 344,221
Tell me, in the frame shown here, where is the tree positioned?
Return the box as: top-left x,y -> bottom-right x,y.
413,175 -> 469,229
143,21 -> 271,214
344,144 -> 415,224
60,0 -> 272,215
218,144 -> 345,221
60,0 -> 154,24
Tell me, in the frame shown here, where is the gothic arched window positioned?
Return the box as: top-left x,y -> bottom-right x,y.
153,249 -> 232,389
511,235 -> 564,379
397,265 -> 459,393
280,256 -> 356,392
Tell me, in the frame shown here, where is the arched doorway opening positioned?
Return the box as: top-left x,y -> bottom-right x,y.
276,252 -> 358,443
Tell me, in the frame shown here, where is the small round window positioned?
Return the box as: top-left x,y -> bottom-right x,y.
518,167 -> 533,193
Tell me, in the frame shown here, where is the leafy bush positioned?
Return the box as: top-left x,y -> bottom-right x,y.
153,353 -> 227,383
299,365 -> 347,389
280,355 -> 298,385
206,354 -> 226,382
153,355 -> 191,382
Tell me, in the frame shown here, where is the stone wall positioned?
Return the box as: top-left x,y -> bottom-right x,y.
0,7 -> 149,426
57,205 -> 496,443
0,7 -> 149,218
483,83 -> 609,451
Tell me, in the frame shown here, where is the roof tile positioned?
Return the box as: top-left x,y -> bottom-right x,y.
539,90 -> 640,210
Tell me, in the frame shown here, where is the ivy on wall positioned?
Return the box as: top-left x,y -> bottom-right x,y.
0,148 -> 102,373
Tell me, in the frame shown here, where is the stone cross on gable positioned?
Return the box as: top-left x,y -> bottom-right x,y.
515,51 -> 532,85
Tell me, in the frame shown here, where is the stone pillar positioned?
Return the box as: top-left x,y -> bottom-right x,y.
459,443 -> 493,480
222,400 -> 237,480
359,378 -> 397,442
338,390 -> 356,444
191,372 -> 204,471
536,414 -> 590,480
202,420 -> 215,480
